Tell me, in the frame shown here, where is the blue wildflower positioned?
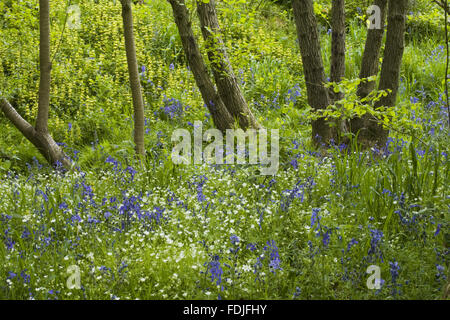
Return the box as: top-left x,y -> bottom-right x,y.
293,287 -> 301,299
246,243 -> 257,252
434,224 -> 442,236
264,240 -> 282,274
436,264 -> 446,281
230,235 -> 240,246
206,255 -> 223,287
346,238 -> 358,252
311,208 -> 321,231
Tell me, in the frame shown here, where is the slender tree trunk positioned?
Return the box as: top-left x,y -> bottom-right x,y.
0,0 -> 70,168
167,0 -> 234,132
120,0 -> 145,156
36,0 -> 51,134
292,0 -> 334,144
196,0 -> 260,130
351,0 -> 388,142
330,0 -> 346,103
367,0 -> 408,147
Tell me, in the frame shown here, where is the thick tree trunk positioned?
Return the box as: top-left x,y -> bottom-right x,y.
357,0 -> 388,99
167,0 -> 234,132
365,0 -> 408,147
351,0 -> 388,142
196,0 -> 260,130
292,0 -> 334,144
120,0 -> 146,156
0,0 -> 70,168
330,0 -> 346,103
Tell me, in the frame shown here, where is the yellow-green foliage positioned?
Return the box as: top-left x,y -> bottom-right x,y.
0,0 -> 303,147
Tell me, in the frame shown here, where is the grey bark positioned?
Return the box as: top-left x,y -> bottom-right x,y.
365,0 -> 408,147
292,0 -> 334,144
167,0 -> 234,132
330,0 -> 346,103
121,0 -> 146,156
196,0 -> 260,130
351,0 -> 388,144
357,0 -> 388,99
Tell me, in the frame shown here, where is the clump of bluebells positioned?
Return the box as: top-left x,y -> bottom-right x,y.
310,208 -> 334,248
367,227 -> 384,263
157,96 -> 185,121
253,239 -> 283,284
389,260 -> 402,297
204,255 -> 224,289
264,240 -> 282,274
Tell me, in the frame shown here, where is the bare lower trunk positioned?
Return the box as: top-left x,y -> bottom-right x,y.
329,0 -> 347,140
36,0 -> 51,133
357,0 -> 388,99
330,0 -> 346,103
351,0 -> 388,142
196,0 -> 260,130
167,0 -> 234,132
369,0 -> 408,147
292,0 -> 334,144
0,0 -> 69,168
121,0 -> 146,156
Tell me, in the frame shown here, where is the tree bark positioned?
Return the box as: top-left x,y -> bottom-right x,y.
0,0 -> 70,168
36,0 -> 51,134
357,0 -> 388,99
433,0 -> 450,14
167,0 -> 234,132
292,0 -> 334,144
1,99 -> 69,167
366,0 -> 408,147
120,0 -> 146,156
351,0 -> 388,143
196,0 -> 260,130
330,0 -> 346,103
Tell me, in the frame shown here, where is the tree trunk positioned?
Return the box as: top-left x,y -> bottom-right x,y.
0,0 -> 70,168
366,0 -> 408,147
36,0 -> 51,134
167,0 -> 234,132
196,0 -> 260,130
1,99 -> 69,167
292,0 -> 334,144
357,0 -> 388,99
330,0 -> 346,103
120,0 -> 146,156
351,0 -> 388,142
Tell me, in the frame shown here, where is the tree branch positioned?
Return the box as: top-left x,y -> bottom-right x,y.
1,98 -> 71,169
1,98 -> 37,143
433,0 -> 450,14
